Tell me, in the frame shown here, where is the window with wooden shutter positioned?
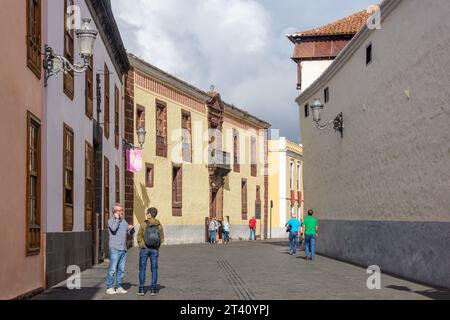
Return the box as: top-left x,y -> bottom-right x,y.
290,161 -> 294,191
182,110 -> 192,163
85,142 -> 94,231
63,0 -> 75,100
136,105 -> 145,130
146,163 -> 154,188
241,179 -> 247,220
297,162 -> 301,191
85,56 -> 93,119
115,165 -> 120,204
251,136 -> 257,177
255,185 -> 262,220
156,100 -> 168,158
26,112 -> 41,255
233,129 -> 240,173
172,165 -> 182,216
104,157 -> 110,229
63,124 -> 74,231
114,86 -> 120,149
26,0 -> 41,78
104,64 -> 110,139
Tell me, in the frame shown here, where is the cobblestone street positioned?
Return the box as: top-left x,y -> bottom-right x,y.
33,240 -> 450,300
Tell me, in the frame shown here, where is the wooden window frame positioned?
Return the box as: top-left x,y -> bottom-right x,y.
26,0 -> 42,79
26,111 -> 41,256
241,179 -> 248,220
104,157 -> 110,229
104,64 -> 110,139
145,163 -> 154,188
233,129 -> 240,173
85,56 -> 94,119
156,100 -> 168,158
114,85 -> 120,149
290,161 -> 294,191
251,136 -> 257,177
181,110 -> 192,163
115,165 -> 120,204
136,105 -> 145,130
85,142 -> 94,231
63,0 -> 75,100
172,164 -> 182,217
63,123 -> 74,232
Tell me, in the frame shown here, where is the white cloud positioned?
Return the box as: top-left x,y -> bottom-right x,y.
112,0 -> 376,143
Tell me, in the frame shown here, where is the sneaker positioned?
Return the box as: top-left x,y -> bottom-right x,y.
106,288 -> 116,295
116,287 -> 128,294
136,289 -> 145,296
150,290 -> 157,296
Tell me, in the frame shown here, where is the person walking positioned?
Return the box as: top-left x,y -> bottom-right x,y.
286,212 -> 302,256
106,204 -> 135,295
223,218 -> 230,244
249,216 -> 257,241
217,219 -> 224,244
136,207 -> 164,296
208,218 -> 216,244
303,209 -> 319,261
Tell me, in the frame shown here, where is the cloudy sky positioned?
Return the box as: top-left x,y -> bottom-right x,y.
112,0 -> 375,143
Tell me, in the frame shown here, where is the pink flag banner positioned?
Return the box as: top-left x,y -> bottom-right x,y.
126,149 -> 143,173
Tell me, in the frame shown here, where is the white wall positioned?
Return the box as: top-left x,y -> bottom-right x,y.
45,0 -> 124,232
298,0 -> 450,223
301,60 -> 333,93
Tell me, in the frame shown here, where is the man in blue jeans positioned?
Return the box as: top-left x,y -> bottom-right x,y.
106,204 -> 135,295
303,209 -> 319,261
136,208 -> 164,296
286,212 -> 302,256
208,218 -> 216,244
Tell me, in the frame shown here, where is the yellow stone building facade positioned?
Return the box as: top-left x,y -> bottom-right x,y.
125,54 -> 271,244
268,138 -> 304,238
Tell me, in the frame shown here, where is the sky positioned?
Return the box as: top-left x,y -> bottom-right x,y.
111,0 -> 376,143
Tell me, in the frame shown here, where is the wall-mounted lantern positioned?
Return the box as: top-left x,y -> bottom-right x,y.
310,98 -> 344,138
44,18 -> 98,87
123,127 -> 147,150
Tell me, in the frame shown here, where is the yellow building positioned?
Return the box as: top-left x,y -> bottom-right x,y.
268,138 -> 304,238
125,54 -> 271,244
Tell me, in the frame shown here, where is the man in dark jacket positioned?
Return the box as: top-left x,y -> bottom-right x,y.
136,208 -> 164,296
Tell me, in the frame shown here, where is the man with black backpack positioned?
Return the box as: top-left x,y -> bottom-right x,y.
136,207 -> 164,296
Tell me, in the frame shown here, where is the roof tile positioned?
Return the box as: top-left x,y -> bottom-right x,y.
295,9 -> 372,37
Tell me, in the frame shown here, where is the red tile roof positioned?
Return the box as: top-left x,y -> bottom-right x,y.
293,9 -> 371,38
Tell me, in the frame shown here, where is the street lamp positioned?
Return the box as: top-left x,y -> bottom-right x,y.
44,18 -> 98,87
123,127 -> 147,150
310,98 -> 344,138
136,127 -> 147,149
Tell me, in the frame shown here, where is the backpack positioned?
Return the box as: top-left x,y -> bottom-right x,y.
144,221 -> 161,249
286,223 -> 292,233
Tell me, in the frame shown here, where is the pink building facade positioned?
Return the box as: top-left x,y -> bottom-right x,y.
0,0 -> 47,299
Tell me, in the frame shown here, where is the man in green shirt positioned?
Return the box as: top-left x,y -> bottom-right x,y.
302,209 -> 319,261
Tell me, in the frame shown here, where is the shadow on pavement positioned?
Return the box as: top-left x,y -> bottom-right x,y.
386,285 -> 450,300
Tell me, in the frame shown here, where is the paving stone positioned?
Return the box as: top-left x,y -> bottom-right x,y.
33,240 -> 450,300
